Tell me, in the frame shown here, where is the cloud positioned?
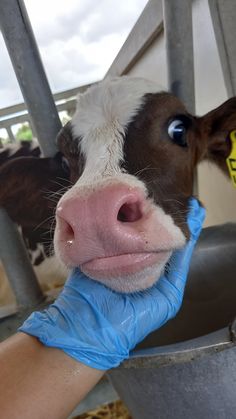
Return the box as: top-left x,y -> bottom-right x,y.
0,0 -> 148,108
25,0 -> 96,47
79,0 -> 147,43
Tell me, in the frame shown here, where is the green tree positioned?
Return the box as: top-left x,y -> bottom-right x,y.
15,124 -> 33,142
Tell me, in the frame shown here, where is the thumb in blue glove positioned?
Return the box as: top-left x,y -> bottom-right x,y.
19,197 -> 205,370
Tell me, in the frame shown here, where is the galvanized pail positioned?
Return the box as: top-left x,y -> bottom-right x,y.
108,224 -> 236,419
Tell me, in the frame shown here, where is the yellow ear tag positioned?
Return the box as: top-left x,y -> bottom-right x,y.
226,130 -> 236,187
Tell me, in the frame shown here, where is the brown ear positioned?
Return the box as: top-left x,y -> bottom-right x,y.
198,97 -> 236,175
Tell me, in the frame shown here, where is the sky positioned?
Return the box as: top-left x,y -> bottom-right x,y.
0,0 -> 148,110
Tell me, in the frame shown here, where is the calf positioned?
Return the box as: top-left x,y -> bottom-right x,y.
54,76 -> 235,293
0,140 -> 40,166
0,146 -> 69,304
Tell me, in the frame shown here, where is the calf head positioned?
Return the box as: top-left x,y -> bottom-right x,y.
55,76 -> 236,292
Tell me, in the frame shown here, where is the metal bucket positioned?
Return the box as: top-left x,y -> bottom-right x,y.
108,223 -> 236,419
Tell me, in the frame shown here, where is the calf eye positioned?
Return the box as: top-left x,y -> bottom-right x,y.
61,156 -> 70,174
168,119 -> 187,147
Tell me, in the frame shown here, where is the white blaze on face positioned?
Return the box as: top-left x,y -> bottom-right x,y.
71,76 -> 160,186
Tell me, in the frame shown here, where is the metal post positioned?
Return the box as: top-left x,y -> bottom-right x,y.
163,0 -> 197,194
209,0 -> 236,97
0,208 -> 44,308
0,0 -> 61,157
6,126 -> 16,143
163,0 -> 195,114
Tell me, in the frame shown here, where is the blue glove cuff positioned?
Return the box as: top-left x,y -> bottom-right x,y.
19,299 -> 129,370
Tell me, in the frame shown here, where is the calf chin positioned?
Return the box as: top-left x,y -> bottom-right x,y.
81,255 -> 171,293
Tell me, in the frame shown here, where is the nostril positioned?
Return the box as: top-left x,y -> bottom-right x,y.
65,222 -> 74,242
58,216 -> 75,243
117,201 -> 143,223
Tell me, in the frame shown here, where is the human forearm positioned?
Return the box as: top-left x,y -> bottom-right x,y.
0,333 -> 104,419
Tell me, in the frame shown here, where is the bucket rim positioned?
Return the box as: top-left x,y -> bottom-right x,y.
118,323 -> 236,369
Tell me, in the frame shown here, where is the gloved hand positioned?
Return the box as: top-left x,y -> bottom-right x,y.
19,198 -> 205,370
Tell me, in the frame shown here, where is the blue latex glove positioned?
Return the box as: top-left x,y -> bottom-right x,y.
19,198 -> 205,370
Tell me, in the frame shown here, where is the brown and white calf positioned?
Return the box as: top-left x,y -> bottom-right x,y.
0,147 -> 69,304
54,76 -> 235,293
0,140 -> 40,166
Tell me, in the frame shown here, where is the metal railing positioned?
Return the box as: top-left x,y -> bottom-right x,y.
0,84 -> 94,143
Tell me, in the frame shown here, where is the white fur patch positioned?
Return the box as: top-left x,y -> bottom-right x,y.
71,76 -> 161,186
28,243 -> 45,265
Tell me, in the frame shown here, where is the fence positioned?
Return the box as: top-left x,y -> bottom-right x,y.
0,84 -> 93,143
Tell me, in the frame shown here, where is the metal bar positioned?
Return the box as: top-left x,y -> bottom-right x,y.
0,0 -> 61,156
0,100 -> 77,131
163,0 -> 197,194
6,126 -> 16,143
0,83 -> 93,120
0,208 -> 44,308
0,114 -> 31,129
106,0 -> 163,77
27,117 -> 37,139
208,0 -> 236,97
162,0 -> 195,113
